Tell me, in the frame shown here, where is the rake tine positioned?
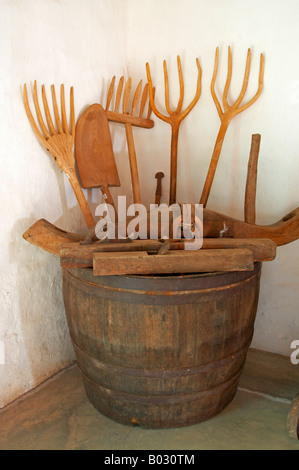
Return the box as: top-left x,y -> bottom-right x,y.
123,77 -> 132,114
105,76 -> 115,111
115,76 -> 124,112
60,84 -> 68,134
42,85 -> 57,135
33,81 -> 51,139
70,87 -> 75,138
23,84 -> 48,149
131,80 -> 142,116
139,83 -> 148,118
51,85 -> 63,134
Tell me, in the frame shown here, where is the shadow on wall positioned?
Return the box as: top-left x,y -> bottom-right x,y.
9,213 -> 77,396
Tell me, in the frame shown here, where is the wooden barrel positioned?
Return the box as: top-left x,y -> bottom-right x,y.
62,263 -> 262,428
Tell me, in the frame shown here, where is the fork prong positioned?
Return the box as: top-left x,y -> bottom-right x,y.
147,86 -> 155,120
236,53 -> 264,115
23,83 -> 48,148
51,85 -> 63,134
180,58 -> 202,120
163,60 -> 173,115
70,86 -> 75,138
234,48 -> 251,108
33,81 -> 51,139
211,47 -> 224,119
223,46 -> 232,111
175,56 -> 184,114
146,62 -> 170,123
115,76 -> 124,113
139,83 -> 148,118
131,80 -> 142,116
60,84 -> 68,134
106,76 -> 116,111
42,85 -> 57,135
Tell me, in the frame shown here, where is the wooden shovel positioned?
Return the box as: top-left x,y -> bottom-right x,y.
75,103 -> 120,210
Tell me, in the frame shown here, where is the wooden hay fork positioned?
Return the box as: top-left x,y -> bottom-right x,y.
23,81 -> 95,229
146,56 -> 202,205
200,46 -> 264,207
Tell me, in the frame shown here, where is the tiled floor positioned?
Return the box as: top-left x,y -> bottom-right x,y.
0,349 -> 298,450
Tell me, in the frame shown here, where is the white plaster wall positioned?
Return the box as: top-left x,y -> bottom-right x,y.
0,0 -> 299,408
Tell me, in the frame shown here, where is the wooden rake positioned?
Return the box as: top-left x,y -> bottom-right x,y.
146,56 -> 202,205
104,76 -> 155,204
23,81 -> 94,229
200,46 -> 264,207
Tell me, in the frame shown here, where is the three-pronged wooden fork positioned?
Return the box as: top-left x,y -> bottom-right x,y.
23,81 -> 95,229
146,56 -> 202,205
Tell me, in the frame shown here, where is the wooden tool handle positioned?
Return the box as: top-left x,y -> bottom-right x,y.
106,111 -> 154,128
169,124 -> 180,205
125,123 -> 141,204
245,134 -> 261,224
199,119 -> 230,207
155,172 -> 164,205
68,171 -> 95,229
100,184 -> 116,210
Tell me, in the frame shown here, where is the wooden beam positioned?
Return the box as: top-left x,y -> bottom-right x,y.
93,249 -> 254,276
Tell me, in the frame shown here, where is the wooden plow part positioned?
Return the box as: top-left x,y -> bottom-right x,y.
23,204 -> 299,258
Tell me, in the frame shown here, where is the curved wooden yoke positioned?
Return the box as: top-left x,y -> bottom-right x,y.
200,46 -> 264,207
146,56 -> 202,205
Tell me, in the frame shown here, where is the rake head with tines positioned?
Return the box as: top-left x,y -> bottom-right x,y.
199,46 -> 264,207
146,56 -> 202,205
23,81 -> 94,229
103,76 -> 155,204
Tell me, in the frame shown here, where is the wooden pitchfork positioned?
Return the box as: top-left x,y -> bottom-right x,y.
146,56 -> 202,205
199,46 -> 264,207
23,81 -> 95,229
